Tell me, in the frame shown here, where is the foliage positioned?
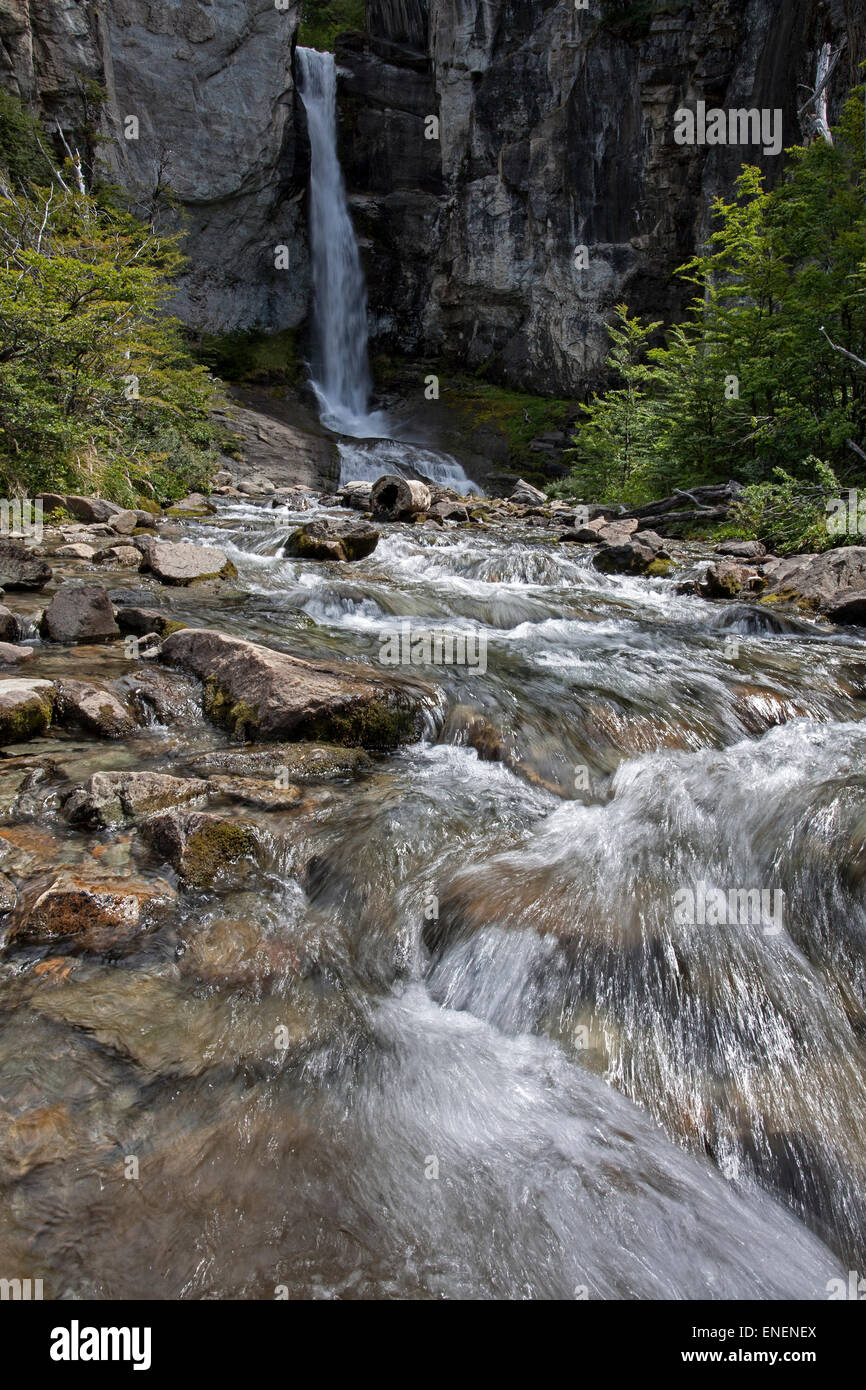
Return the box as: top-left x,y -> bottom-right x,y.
298,0 -> 366,50
194,329 -> 302,387
561,87 -> 866,513
0,96 -> 229,504
728,459 -> 842,556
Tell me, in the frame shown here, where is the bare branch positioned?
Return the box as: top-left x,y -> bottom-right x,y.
820,324 -> 866,371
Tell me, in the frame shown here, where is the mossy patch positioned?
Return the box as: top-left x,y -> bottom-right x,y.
202,681 -> 261,742
192,328 -> 303,388
646,558 -> 673,577
179,820 -> 263,890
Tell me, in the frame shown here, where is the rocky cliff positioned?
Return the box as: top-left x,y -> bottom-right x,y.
338,0 -> 863,393
0,0 -> 307,333
1,1 -> 862,395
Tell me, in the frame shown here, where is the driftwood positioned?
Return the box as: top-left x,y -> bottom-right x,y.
627,481 -> 741,521
371,474 -> 432,519
637,506 -> 730,534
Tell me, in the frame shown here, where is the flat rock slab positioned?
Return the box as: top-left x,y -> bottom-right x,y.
144,541 -> 236,585
7,868 -> 176,952
64,770 -> 209,828
0,678 -> 54,743
188,743 -> 372,782
762,547 -> 866,611
161,628 -> 436,747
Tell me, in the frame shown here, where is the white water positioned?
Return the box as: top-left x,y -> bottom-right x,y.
296,47 -> 480,496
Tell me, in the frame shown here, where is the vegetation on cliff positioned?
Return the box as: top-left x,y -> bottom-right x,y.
0,93 -> 228,504
562,88 -> 866,525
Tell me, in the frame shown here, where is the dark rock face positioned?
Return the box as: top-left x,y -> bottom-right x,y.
336,0 -> 861,393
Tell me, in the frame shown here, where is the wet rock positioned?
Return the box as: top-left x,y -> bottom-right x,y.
114,667 -> 203,726
825,590 -> 866,627
715,540 -> 767,561
166,493 -> 215,516
761,547 -> 866,611
699,561 -> 762,600
594,538 -> 671,576
108,510 -> 140,535
284,517 -> 380,563
142,809 -> 270,890
95,544 -> 143,569
429,500 -> 470,523
113,606 -> 187,639
0,678 -> 54,742
6,868 -> 176,952
371,474 -> 431,519
509,479 -> 547,505
64,770 -> 208,829
0,539 -> 52,590
178,913 -> 300,988
0,872 -> 16,914
39,581 -> 120,643
27,969 -> 333,1079
205,776 -> 303,810
55,542 -> 97,561
52,681 -> 137,740
0,642 -> 34,666
161,628 -> 433,747
143,541 -> 236,586
338,481 -> 374,510
0,606 -> 24,643
188,743 -> 372,782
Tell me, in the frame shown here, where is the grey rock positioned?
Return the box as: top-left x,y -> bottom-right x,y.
39,582 -> 120,643
0,539 -> 52,590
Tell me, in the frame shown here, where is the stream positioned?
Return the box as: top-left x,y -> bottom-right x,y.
3,497 -> 864,1298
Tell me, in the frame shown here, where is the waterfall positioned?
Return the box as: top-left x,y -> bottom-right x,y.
296,47 -> 372,431
296,46 -> 481,495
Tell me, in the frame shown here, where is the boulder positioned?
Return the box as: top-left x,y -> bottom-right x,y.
0,642 -> 33,665
284,517 -> 380,563
55,543 -> 97,560
699,561 -> 761,600
428,501 -> 469,523
204,775 -> 303,810
7,868 -> 175,952
594,539 -> 671,576
39,582 -> 120,643
825,590 -> 866,627
114,606 -> 186,638
714,540 -> 767,561
371,474 -> 432,519
143,541 -> 236,586
167,493 -> 215,515
95,544 -> 143,569
339,481 -> 374,510
61,496 -> 122,524
108,510 -> 140,535
509,478 -> 547,505
53,680 -> 137,739
161,627 -> 433,747
0,679 -> 54,742
0,606 -> 24,643
761,547 -> 866,612
64,771 -> 209,829
0,539 -> 52,590
142,809 -> 269,890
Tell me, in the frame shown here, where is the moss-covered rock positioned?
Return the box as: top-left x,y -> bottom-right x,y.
142,808 -> 269,890
0,678 -> 54,743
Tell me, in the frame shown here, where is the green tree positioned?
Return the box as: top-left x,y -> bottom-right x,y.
0,107 -> 227,502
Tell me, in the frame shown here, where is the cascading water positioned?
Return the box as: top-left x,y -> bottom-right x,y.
295,47 -> 371,431
296,47 -> 479,495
